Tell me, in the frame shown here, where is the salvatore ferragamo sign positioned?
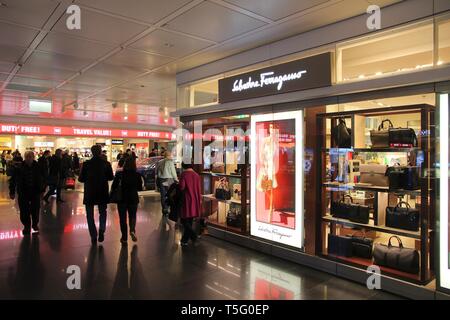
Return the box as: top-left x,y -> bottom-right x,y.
219,52 -> 332,103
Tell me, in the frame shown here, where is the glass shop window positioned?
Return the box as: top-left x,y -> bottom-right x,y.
337,21 -> 433,82
438,17 -> 450,67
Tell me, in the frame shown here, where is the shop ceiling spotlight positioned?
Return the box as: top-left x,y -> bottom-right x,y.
112,102 -> 118,109
73,102 -> 79,109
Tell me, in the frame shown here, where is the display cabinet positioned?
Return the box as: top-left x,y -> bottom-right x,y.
316,104 -> 435,284
200,121 -> 250,234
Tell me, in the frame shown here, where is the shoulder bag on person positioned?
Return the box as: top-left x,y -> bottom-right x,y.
109,175 -> 123,203
370,119 -> 393,148
385,201 -> 420,231
331,118 -> 352,148
373,236 -> 420,274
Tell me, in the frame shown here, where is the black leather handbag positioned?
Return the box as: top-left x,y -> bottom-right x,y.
373,236 -> 420,274
215,178 -> 231,200
348,203 -> 370,224
331,118 -> 352,148
330,195 -> 353,219
386,201 -> 420,231
226,208 -> 242,228
328,234 -> 353,257
370,119 -> 392,148
389,127 -> 418,147
387,166 -> 420,191
350,233 -> 373,259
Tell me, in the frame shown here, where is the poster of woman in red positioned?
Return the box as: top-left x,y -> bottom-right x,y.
250,111 -> 304,249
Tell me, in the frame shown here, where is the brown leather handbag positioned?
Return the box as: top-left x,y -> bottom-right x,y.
359,164 -> 389,187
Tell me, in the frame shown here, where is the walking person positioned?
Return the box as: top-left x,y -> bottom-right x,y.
178,162 -> 202,246
9,151 -> 45,235
37,150 -> 51,196
43,149 -> 63,203
156,151 -> 178,215
110,157 -> 143,244
72,152 -> 80,175
78,145 -> 114,244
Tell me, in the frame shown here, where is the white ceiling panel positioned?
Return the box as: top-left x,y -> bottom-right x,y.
0,22 -> 39,47
9,75 -> 60,89
118,72 -> 176,91
131,29 -> 213,58
0,0 -> 59,28
223,0 -> 330,21
22,51 -> 92,73
166,1 -> 267,42
76,0 -> 192,24
73,62 -> 145,87
38,32 -> 115,60
17,62 -> 76,81
0,45 -> 26,64
105,49 -> 174,70
52,8 -> 148,45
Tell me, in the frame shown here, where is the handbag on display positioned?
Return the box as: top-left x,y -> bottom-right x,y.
211,162 -> 225,173
389,127 -> 418,147
331,118 -> 352,148
226,207 -> 242,228
385,201 -> 420,231
350,233 -> 373,259
348,202 -> 370,224
373,236 -> 420,274
232,184 -> 241,201
328,234 -> 353,257
370,119 -> 393,148
359,164 -> 389,187
330,194 -> 353,219
215,178 -> 231,200
387,166 -> 420,191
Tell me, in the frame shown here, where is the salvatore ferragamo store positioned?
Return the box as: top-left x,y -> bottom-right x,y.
173,5 -> 450,299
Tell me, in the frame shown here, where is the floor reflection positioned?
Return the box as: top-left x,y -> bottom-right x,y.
0,177 -> 402,300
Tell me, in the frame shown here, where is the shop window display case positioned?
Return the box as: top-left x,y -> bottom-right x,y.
199,120 -> 250,234
316,104 -> 435,284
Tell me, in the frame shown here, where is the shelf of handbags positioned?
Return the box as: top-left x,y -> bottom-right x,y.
316,104 -> 435,284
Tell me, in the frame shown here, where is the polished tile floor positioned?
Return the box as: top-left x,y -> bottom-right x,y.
0,176 -> 402,300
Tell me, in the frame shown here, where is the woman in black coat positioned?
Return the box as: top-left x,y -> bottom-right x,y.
111,157 -> 143,244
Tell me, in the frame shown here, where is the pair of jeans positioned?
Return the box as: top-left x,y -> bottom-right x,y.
181,218 -> 197,244
157,178 -> 169,214
117,203 -> 137,240
18,193 -> 41,230
85,204 -> 107,239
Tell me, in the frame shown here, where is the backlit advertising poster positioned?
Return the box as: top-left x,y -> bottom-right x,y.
439,93 -> 450,291
250,111 -> 304,248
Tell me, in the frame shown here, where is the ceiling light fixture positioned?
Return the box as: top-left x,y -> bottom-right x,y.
83,110 -> 88,117
73,102 -> 79,109
164,43 -> 174,48
112,102 -> 118,109
124,115 -> 128,120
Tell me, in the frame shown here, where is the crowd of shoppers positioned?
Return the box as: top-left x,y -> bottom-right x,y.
7,145 -> 204,247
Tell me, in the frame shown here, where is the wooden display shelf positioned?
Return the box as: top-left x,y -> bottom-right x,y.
325,254 -> 431,284
207,221 -> 244,234
323,182 -> 422,195
322,215 -> 422,239
323,147 -> 422,153
202,194 -> 249,205
201,171 -> 247,179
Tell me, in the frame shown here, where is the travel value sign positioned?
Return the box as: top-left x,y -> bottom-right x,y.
218,52 -> 332,103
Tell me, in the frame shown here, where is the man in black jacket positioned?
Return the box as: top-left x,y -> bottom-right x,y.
43,149 -> 64,203
9,151 -> 45,235
38,150 -> 51,193
78,145 -> 114,244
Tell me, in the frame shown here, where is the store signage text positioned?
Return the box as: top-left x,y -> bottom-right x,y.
0,123 -> 175,140
219,52 -> 332,103
232,70 -> 307,93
